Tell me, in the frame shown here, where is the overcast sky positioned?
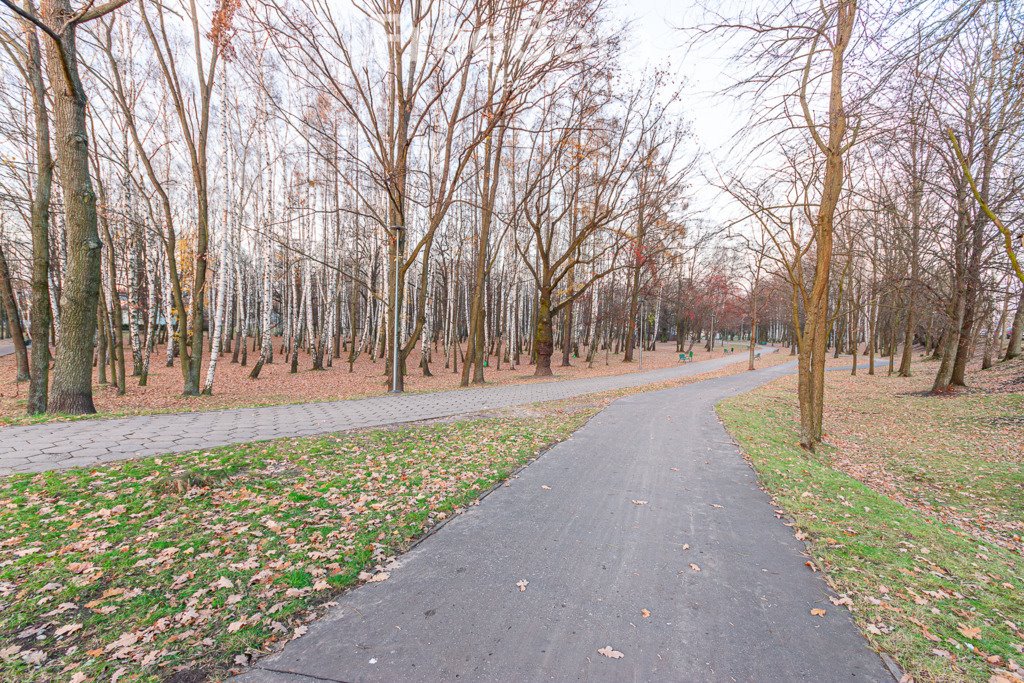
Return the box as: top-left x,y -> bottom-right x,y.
607,0 -> 749,218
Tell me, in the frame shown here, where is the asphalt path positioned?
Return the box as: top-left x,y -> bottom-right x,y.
236,359 -> 895,683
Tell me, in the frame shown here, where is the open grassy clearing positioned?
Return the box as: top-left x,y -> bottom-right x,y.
718,358 -> 1024,683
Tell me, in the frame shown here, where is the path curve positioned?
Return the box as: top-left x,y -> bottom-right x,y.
235,359 -> 894,683
1,349 -> 766,476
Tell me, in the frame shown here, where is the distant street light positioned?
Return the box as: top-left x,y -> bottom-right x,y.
390,225 -> 405,394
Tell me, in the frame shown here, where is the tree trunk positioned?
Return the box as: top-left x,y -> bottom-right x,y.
20,3 -> 53,414
1004,289 -> 1023,361
43,0 -> 104,414
0,243 -> 30,381
534,285 -> 554,377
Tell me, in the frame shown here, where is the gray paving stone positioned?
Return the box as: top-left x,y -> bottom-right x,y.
0,350 -> 773,476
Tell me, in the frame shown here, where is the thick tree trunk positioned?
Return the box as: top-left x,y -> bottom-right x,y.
534,286 -> 554,377
932,292 -> 964,393
43,0 -> 103,414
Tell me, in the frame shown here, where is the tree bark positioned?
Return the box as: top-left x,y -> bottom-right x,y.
0,243 -> 30,381
43,0 -> 104,414
1004,289 -> 1023,361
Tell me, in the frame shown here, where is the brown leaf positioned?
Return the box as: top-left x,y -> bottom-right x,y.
54,623 -> 83,637
104,632 -> 139,651
641,609 -> 651,618
0,645 -> 23,661
958,625 -> 981,639
810,608 -> 826,617
516,580 -> 529,592
689,563 -> 701,572
597,645 -> 624,659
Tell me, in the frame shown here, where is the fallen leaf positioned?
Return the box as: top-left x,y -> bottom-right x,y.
597,645 -> 624,659
227,620 -> 246,633
641,609 -> 651,618
0,645 -> 23,660
810,608 -> 826,617
367,572 -> 390,583
541,485 -> 551,490
958,625 -> 981,639
631,500 -> 648,506
105,632 -> 139,651
689,563 -> 701,572
54,623 -> 83,637
516,580 -> 529,592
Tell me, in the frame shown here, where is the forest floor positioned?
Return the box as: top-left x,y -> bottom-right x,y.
0,339 -> 737,426
719,354 -> 1024,683
0,351 -> 794,682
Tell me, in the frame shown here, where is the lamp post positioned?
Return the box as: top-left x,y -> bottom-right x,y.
389,225 -> 404,394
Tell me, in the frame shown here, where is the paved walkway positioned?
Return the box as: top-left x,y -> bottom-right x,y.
235,359 -> 894,683
0,350 -> 769,476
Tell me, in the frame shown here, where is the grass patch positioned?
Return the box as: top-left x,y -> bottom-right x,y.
0,408 -> 594,681
718,370 -> 1024,682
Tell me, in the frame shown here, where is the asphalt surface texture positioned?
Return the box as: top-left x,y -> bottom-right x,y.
235,359 -> 895,683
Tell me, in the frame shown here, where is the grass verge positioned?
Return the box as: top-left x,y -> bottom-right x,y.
0,408 -> 594,681
718,366 -> 1024,683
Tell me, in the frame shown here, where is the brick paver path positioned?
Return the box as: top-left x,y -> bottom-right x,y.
0,350 -> 772,476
